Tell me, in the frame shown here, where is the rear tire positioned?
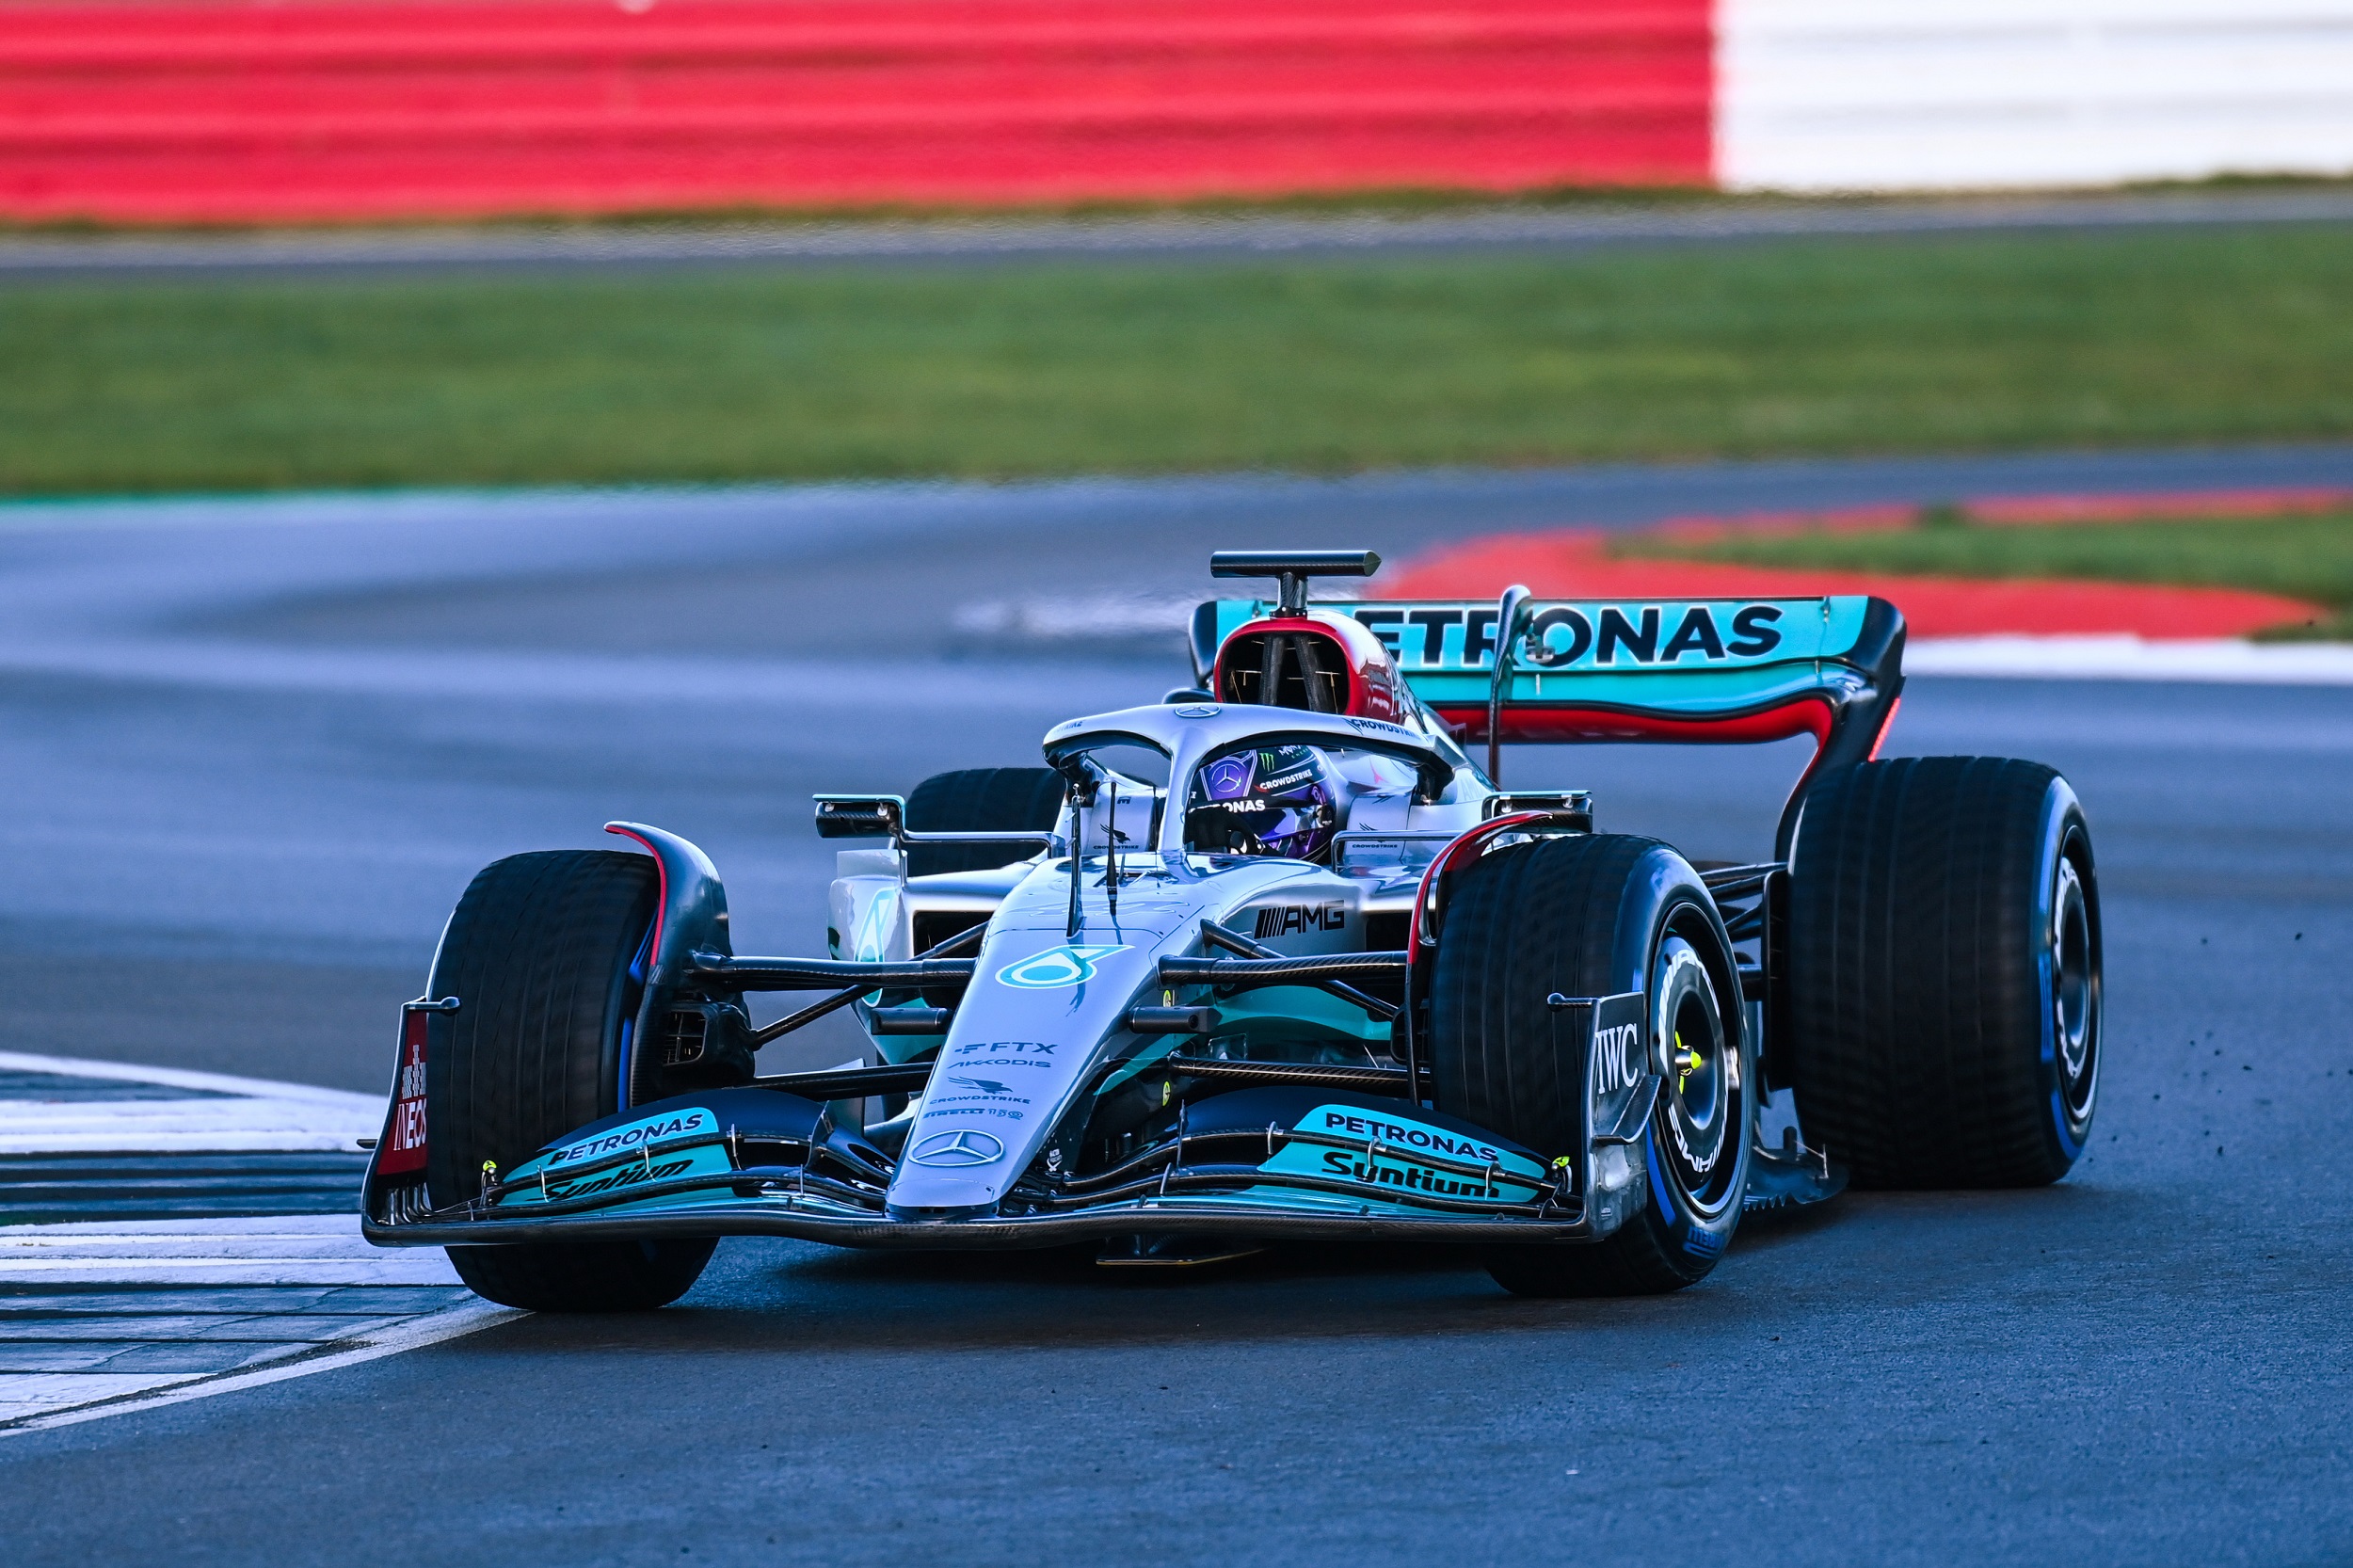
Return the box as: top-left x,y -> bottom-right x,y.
1429,835 -> 1752,1297
904,768 -> 1064,878
1787,757 -> 2102,1189
426,849 -> 716,1311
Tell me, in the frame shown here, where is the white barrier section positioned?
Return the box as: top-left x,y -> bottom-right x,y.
1718,0 -> 2353,189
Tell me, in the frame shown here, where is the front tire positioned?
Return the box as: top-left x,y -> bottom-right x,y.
1787,757 -> 2102,1188
1429,834 -> 1752,1297
426,849 -> 716,1311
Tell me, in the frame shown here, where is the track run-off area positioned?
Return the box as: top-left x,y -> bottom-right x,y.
0,448 -> 2348,1562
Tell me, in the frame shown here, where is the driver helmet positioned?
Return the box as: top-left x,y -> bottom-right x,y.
1187,744 -> 1341,859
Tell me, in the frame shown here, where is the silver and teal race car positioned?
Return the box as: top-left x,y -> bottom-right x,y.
362,551 -> 2103,1306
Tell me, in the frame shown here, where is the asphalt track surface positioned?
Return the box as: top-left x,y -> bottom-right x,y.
1,448 -> 2349,1562
4,187 -> 2352,280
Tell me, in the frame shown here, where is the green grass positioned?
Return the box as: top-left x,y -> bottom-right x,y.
5,224 -> 2353,494
1619,511 -> 2353,638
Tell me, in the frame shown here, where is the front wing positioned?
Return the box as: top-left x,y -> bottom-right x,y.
362,1061 -> 1654,1252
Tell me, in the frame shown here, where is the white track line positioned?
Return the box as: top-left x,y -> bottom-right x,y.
0,1302 -> 520,1433
0,1048 -> 385,1104
0,1063 -> 514,1432
0,1372 -> 207,1420
0,1216 -> 502,1431
0,1048 -> 381,1154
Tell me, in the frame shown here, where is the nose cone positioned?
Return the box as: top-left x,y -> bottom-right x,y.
883,931 -> 1165,1217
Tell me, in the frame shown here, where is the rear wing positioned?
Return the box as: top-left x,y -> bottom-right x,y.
1193,594 -> 1905,856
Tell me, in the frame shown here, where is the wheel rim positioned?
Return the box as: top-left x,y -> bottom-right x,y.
1653,932 -> 1742,1216
2051,849 -> 2098,1124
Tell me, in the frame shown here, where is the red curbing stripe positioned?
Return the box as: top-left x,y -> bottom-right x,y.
1384,488 -> 2343,640
0,0 -> 1714,223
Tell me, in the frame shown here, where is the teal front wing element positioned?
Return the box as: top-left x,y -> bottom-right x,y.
495,1108 -> 744,1216
494,1142 -> 742,1214
1257,1101 -> 1547,1208
1252,1153 -> 1543,1209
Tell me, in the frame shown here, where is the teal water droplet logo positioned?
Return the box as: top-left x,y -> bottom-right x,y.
996,944 -> 1128,990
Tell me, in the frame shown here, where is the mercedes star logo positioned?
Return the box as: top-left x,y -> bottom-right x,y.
909,1128 -> 1006,1168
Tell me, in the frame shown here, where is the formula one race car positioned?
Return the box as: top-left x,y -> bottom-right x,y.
362,550 -> 2102,1305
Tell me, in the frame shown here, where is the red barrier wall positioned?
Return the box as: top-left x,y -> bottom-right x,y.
0,0 -> 1712,223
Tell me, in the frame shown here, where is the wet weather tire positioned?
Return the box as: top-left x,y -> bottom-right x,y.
1429,834 -> 1752,1297
904,768 -> 1065,878
1787,757 -> 2102,1189
426,850 -> 716,1312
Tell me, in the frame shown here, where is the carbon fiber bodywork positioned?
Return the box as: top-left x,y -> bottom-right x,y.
366,588 -> 1883,1258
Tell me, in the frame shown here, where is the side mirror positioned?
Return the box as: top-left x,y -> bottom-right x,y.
814,793 -> 1064,854
814,794 -> 904,840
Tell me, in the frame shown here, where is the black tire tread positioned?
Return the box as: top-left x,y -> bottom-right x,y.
447,1238 -> 716,1314
1431,835 -> 1714,1297
426,849 -> 712,1311
1788,756 -> 2070,1189
1432,835 -> 1651,1156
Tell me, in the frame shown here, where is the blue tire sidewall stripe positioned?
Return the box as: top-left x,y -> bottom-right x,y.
2035,777 -> 2095,1162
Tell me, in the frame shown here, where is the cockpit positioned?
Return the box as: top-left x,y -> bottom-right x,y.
1056,732 -> 1457,871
